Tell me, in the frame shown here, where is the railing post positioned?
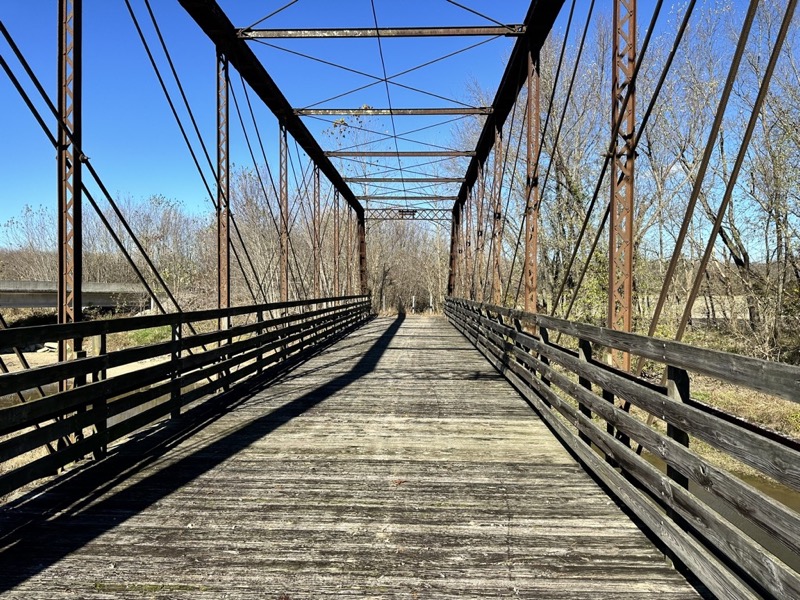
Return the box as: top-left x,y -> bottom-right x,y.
170,323 -> 182,419
666,365 -> 690,489
538,326 -> 551,392
91,334 -> 107,383
73,349 -> 86,448
476,305 -> 489,349
257,309 -> 264,375
495,311 -> 512,367
577,339 -> 593,445
602,378 -> 617,466
92,334 -> 108,459
219,311 -> 231,392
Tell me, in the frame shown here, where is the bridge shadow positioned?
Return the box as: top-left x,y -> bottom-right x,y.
0,313 -> 404,591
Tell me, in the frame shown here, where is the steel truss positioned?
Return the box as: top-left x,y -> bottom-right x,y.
608,0 -> 636,371
365,208 -> 451,222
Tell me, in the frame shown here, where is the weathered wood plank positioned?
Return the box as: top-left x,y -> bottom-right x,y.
0,304 -> 367,435
0,316 -> 697,598
448,308 -> 754,600
452,297 -> 800,403
0,296 -> 367,348
475,329 -> 800,599
449,300 -> 800,491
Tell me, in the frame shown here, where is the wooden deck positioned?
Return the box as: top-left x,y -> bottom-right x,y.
0,316 -> 699,598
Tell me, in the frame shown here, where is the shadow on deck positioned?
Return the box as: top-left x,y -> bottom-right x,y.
0,315 -> 701,598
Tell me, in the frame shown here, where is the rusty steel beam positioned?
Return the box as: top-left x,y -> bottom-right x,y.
365,208 -> 452,221
447,205 -> 461,295
217,50 -> 230,318
313,165 -> 321,299
608,0 -> 636,371
464,186 -> 474,300
524,48 -> 540,314
296,108 -> 491,116
327,150 -> 475,158
345,177 -> 464,184
454,0 -> 565,212
491,126 -> 503,305
357,213 -> 368,295
358,195 -> 458,202
346,210 -> 353,295
333,191 -> 340,297
459,200 -> 467,295
178,0 -> 363,218
239,25 -> 525,39
57,0 -> 82,366
279,125 -> 289,303
475,164 -> 486,302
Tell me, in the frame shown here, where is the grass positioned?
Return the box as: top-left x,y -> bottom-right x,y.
690,374 -> 800,440
126,325 -> 172,347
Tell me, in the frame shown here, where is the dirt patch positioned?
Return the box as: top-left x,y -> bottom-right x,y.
1,349 -> 59,371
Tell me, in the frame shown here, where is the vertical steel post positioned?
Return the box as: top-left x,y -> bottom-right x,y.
313,165 -> 321,299
609,0 -> 636,370
464,186 -> 474,300
666,366 -> 690,489
475,165 -> 486,302
447,205 -> 461,296
525,48 -> 540,314
333,191 -> 340,297
491,126 -> 503,305
357,211 -> 368,295
346,209 -> 352,295
447,204 -> 461,296
279,125 -> 289,303
57,0 -> 82,368
460,200 -> 468,295
217,50 -> 230,319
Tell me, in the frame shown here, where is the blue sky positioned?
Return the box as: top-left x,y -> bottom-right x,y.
0,0 -> 683,237
0,1 -> 535,227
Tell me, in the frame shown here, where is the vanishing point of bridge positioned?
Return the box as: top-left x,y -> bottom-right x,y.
2,1 -> 800,599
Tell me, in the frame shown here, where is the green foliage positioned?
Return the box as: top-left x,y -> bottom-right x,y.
128,325 -> 171,347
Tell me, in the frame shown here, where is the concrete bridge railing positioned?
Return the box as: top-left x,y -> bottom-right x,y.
0,281 -> 148,309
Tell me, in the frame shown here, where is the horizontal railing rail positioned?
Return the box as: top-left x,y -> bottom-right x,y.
445,296 -> 800,600
0,296 -> 371,499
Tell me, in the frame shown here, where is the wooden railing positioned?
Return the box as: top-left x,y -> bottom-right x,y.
445,297 -> 800,600
0,296 -> 371,499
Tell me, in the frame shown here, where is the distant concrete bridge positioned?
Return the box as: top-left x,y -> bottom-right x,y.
0,281 -> 148,310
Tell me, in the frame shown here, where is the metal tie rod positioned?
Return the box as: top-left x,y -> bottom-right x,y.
296,108 -> 492,116
358,196 -> 459,201
345,177 -> 465,183
326,151 -> 475,157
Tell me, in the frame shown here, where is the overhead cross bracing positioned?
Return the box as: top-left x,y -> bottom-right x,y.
217,0 -> 534,221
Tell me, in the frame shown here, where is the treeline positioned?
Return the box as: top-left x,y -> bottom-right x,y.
448,1 -> 800,360
0,175 -> 449,315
